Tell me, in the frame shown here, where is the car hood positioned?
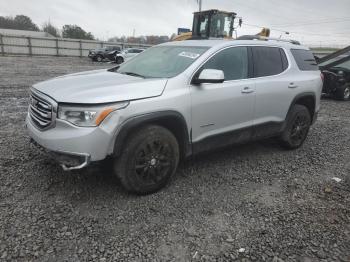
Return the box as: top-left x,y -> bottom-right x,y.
33,69 -> 167,104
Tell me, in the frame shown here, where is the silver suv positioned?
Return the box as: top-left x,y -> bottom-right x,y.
26,39 -> 323,194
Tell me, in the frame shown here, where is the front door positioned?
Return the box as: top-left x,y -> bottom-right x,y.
190,46 -> 256,152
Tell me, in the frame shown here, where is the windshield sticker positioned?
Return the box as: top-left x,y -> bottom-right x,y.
178,51 -> 200,59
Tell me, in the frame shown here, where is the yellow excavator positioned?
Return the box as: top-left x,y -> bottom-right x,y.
173,9 -> 270,41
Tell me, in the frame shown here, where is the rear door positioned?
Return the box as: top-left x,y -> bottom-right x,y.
251,46 -> 294,137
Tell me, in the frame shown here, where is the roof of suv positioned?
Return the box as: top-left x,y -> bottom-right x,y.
161,39 -> 309,50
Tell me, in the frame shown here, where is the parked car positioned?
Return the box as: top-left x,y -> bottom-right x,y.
115,48 -> 145,64
26,39 -> 322,194
316,46 -> 350,100
105,50 -> 121,62
88,46 -> 121,62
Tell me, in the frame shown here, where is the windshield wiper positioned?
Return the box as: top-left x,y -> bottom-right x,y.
120,72 -> 145,78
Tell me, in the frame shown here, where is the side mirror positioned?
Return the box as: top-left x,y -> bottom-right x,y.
193,69 -> 225,84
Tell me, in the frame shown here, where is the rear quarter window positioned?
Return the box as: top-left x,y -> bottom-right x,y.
252,46 -> 287,77
291,49 -> 319,71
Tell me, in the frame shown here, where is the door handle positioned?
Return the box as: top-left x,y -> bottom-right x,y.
288,83 -> 298,88
241,87 -> 254,94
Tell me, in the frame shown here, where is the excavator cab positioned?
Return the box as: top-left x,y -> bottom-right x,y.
173,9 -> 236,41
192,9 -> 236,39
172,9 -> 270,41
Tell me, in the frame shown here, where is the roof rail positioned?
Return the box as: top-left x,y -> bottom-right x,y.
237,35 -> 301,45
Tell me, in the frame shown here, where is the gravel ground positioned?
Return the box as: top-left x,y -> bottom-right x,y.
0,56 -> 349,262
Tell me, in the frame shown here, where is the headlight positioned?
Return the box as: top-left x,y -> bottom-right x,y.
57,102 -> 129,127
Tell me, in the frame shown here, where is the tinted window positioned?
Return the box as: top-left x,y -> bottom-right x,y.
252,46 -> 285,77
201,46 -> 248,81
280,49 -> 289,70
291,49 -> 319,71
134,49 -> 143,53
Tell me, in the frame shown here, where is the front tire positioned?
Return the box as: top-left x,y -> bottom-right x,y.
280,104 -> 311,149
96,55 -> 103,62
114,125 -> 179,195
334,84 -> 350,101
116,56 -> 124,64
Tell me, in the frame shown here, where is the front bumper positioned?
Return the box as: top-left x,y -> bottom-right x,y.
88,54 -> 97,59
312,111 -> 318,125
30,139 -> 91,170
26,114 -> 117,169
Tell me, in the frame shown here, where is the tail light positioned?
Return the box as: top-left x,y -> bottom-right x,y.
320,72 -> 324,83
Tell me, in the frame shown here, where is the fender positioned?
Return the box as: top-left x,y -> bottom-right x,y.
113,110 -> 192,158
284,92 -> 316,128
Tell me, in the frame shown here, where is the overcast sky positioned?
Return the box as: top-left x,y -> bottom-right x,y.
0,0 -> 349,47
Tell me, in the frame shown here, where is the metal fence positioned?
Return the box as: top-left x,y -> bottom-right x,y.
0,34 -> 152,57
0,33 -> 340,58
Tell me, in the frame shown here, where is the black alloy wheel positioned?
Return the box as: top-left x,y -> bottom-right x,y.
134,139 -> 172,185
335,84 -> 350,100
280,104 -> 311,149
114,125 -> 179,194
289,114 -> 310,146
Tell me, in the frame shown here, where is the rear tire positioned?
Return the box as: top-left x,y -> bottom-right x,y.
279,104 -> 311,149
114,125 -> 179,195
334,84 -> 350,101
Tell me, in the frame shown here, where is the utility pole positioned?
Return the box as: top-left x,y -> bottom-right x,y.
198,0 -> 202,12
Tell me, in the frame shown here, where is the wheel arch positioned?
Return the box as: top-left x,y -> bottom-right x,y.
286,92 -> 316,123
113,111 -> 191,160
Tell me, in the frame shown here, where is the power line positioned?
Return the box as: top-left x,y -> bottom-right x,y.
242,22 -> 350,38
269,17 -> 350,27
270,18 -> 350,28
256,0 -> 349,25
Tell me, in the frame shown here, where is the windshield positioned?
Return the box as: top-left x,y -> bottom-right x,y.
116,46 -> 209,78
210,13 -> 234,38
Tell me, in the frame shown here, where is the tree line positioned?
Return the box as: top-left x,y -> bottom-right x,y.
108,35 -> 176,45
0,15 -> 95,40
0,15 -> 175,44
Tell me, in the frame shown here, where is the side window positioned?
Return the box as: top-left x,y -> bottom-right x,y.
291,49 -> 319,71
280,49 -> 289,71
201,46 -> 248,81
252,47 -> 285,77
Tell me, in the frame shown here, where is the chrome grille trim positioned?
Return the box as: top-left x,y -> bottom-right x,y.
30,104 -> 52,119
29,88 -> 58,131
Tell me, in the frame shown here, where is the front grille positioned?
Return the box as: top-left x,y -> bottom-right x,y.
29,91 -> 54,130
